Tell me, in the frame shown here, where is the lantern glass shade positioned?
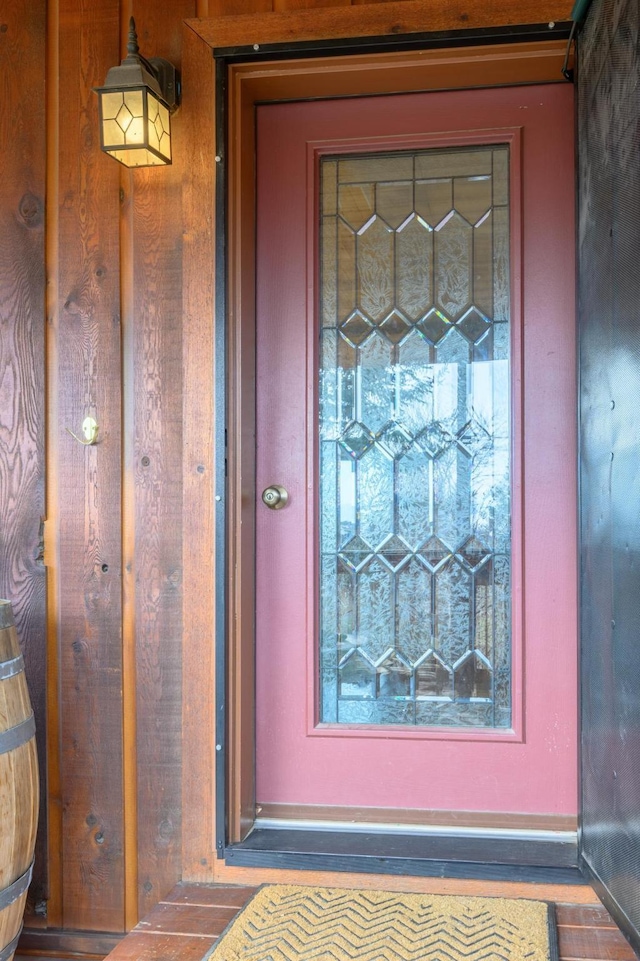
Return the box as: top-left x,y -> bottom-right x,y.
97,85 -> 171,167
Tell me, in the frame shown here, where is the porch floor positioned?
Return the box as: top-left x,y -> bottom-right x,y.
99,882 -> 638,961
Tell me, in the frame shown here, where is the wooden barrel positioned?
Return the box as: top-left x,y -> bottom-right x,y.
0,600 -> 38,961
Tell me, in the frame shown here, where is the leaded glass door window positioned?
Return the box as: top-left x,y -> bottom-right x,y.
319,146 -> 511,728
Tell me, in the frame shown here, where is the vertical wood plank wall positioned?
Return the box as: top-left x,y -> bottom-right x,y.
52,0 -> 124,932
0,0 -> 575,948
126,0 -> 195,925
180,21 -> 217,885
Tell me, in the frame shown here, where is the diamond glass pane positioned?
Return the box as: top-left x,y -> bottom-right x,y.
319,145 -> 511,728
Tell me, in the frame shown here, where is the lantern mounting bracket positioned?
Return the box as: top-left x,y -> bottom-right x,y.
147,56 -> 179,114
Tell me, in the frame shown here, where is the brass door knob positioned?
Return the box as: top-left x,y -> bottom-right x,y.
262,485 -> 289,510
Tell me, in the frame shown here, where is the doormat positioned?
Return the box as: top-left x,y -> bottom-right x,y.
204,884 -> 559,961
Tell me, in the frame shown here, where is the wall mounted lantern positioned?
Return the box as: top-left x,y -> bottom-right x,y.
94,18 -> 179,167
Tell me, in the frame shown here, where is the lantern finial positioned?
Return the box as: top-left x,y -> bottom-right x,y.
126,18 -> 140,59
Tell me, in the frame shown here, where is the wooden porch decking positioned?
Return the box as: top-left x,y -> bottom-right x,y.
94,883 -> 637,961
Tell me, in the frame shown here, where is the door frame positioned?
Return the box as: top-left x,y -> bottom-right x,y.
179,6 -> 575,874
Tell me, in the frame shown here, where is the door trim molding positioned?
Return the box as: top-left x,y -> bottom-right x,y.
180,12 -> 574,877
223,40 -> 570,848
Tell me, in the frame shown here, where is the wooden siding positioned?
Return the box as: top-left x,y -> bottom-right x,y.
180,19 -> 217,885
45,0 -> 201,935
126,0 -> 194,925
0,0 -> 578,949
51,0 -> 124,932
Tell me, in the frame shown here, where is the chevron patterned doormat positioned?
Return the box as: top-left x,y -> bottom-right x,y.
204,884 -> 558,961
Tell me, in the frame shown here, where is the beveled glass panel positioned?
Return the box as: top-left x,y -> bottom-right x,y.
321,219 -> 338,327
376,181 -> 414,228
320,144 -> 511,728
339,155 -> 413,184
358,558 -> 394,661
323,161 -> 337,215
337,220 -> 356,323
396,216 -> 433,320
357,217 -> 394,321
493,207 -> 510,322
454,176 -> 492,225
339,184 -> 375,230
358,447 -> 394,550
435,212 -> 472,320
473,211 -> 493,317
397,448 -> 433,548
415,180 -> 453,229
377,652 -> 412,697
396,559 -> 433,662
415,149 -> 492,179
396,331 -> 433,437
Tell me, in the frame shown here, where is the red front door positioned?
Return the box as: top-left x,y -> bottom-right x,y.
255,84 -> 576,819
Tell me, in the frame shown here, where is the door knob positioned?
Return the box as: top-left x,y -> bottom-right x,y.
262,485 -> 289,510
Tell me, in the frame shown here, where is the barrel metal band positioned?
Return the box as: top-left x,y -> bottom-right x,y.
0,715 -> 35,756
0,655 -> 24,681
0,927 -> 22,961
0,861 -> 33,911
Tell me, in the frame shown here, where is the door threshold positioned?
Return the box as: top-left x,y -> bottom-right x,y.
225,827 -> 584,885
255,816 -> 578,843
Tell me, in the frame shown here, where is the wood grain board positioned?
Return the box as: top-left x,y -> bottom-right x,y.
16,929 -> 122,961
180,19 -> 218,883
52,0 -> 125,932
0,0 -> 48,920
190,0 -> 574,48
127,0 -> 197,925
